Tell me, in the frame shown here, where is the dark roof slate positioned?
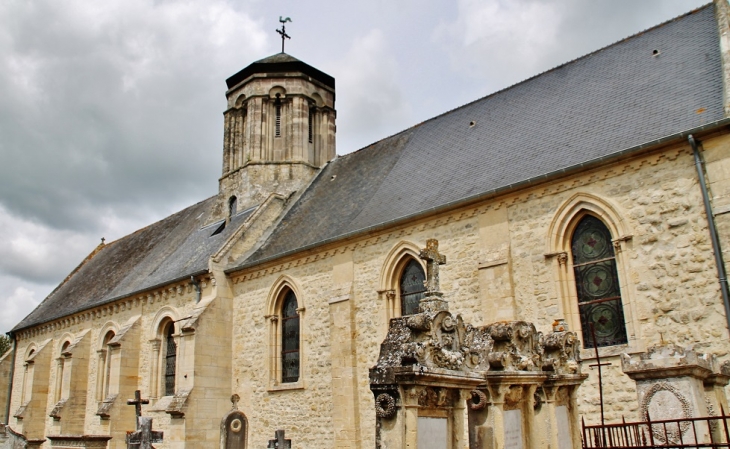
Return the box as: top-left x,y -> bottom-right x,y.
225,52 -> 335,89
13,198 -> 256,331
238,4 -> 724,267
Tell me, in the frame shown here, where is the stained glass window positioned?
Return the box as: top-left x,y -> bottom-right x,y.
281,290 -> 300,383
571,215 -> 628,348
164,323 -> 176,396
400,259 -> 426,316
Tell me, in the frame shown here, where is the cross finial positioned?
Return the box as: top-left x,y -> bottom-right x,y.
127,390 -> 150,425
419,239 -> 446,296
276,17 -> 292,53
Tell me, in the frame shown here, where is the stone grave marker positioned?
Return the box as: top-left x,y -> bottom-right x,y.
503,409 -> 523,449
417,417 -> 447,449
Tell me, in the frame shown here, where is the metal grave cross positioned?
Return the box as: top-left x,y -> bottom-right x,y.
126,417 -> 163,449
275,17 -> 292,53
126,390 -> 149,424
267,429 -> 291,449
419,239 -> 446,295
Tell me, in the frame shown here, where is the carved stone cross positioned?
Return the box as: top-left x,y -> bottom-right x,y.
126,416 -> 163,449
419,239 -> 446,296
126,390 -> 149,423
267,429 -> 291,449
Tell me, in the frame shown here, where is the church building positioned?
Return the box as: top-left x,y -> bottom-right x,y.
3,2 -> 730,448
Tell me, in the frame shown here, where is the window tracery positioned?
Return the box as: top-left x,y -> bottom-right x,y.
400,259 -> 426,316
571,215 -> 628,348
280,290 -> 300,383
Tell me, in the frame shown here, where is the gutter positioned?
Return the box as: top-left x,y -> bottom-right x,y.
227,117 -> 730,274
4,332 -> 16,425
688,135 -> 730,333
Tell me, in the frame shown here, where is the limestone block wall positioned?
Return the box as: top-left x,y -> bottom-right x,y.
7,279 -> 216,449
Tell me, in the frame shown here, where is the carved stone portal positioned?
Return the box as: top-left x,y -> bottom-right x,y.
370,239 -> 587,449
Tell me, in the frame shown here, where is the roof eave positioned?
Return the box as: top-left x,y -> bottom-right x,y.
225,117 -> 730,275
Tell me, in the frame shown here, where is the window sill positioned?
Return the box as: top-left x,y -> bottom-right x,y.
579,338 -> 646,361
268,381 -> 304,392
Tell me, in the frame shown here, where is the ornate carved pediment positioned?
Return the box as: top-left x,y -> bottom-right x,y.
374,313 -> 580,375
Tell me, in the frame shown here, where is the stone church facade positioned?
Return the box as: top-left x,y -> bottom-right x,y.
4,2 -> 730,448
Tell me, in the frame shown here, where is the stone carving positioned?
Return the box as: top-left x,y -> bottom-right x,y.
640,382 -> 692,443
486,321 -> 543,372
219,394 -> 248,449
374,393 -> 397,418
468,390 -> 487,410
373,297 -> 579,376
542,331 -> 581,374
370,239 -> 587,449
417,387 -> 455,408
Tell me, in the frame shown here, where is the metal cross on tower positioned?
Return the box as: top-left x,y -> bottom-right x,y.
276,17 -> 292,53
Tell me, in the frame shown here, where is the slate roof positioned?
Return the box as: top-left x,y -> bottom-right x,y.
226,52 -> 335,90
12,4 -> 726,331
234,3 -> 725,268
12,198 -> 256,331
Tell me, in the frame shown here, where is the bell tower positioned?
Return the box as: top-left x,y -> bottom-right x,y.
212,52 -> 336,221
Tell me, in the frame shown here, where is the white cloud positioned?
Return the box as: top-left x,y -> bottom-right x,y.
0,284 -> 45,334
434,0 -> 562,92
333,29 -> 412,152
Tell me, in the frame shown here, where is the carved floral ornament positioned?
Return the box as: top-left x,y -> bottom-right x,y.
373,312 -> 581,376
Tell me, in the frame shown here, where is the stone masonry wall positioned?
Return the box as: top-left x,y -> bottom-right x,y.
230,136 -> 730,447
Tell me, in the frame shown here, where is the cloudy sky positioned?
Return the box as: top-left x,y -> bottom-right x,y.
0,0 -> 711,334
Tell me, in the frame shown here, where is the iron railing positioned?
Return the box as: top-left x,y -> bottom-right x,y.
583,409 -> 730,449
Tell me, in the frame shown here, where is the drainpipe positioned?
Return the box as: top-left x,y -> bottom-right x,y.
688,135 -> 730,333
4,332 -> 16,425
190,276 -> 201,304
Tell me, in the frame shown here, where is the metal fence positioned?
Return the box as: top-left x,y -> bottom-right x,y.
582,409 -> 730,449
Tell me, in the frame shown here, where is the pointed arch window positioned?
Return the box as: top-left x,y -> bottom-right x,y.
400,259 -> 426,316
164,322 -> 177,396
571,215 -> 628,348
97,330 -> 115,401
281,290 -> 300,383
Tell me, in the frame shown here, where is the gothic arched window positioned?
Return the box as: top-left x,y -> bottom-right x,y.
400,259 -> 426,316
163,322 -> 177,396
281,290 -> 300,383
571,215 -> 628,348
97,330 -> 115,401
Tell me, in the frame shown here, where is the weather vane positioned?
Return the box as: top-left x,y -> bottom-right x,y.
276,16 -> 292,53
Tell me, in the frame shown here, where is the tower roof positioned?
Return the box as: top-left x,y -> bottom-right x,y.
225,52 -> 335,90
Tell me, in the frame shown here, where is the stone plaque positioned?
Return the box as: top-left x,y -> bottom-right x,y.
504,409 -> 523,449
417,417 -> 448,449
556,406 -> 572,449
